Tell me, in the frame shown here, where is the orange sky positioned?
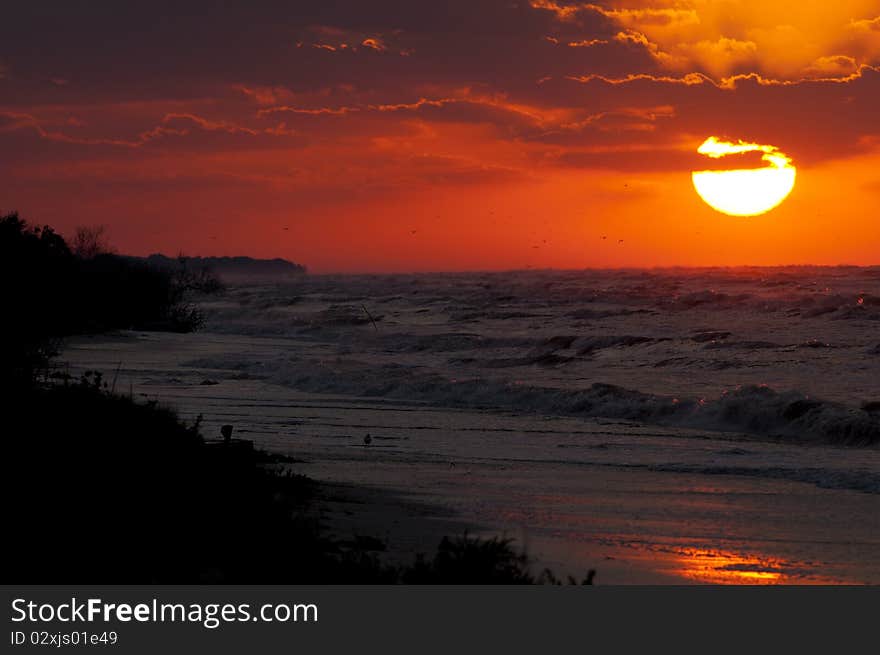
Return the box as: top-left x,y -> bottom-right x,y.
2,1 -> 880,271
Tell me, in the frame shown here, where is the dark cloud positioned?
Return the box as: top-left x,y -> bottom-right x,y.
3,0 -> 880,245
1,0 -> 633,102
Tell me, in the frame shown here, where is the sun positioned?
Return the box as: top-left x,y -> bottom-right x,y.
692,137 -> 796,217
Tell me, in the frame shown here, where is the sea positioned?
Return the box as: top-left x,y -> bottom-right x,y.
64,267 -> 880,583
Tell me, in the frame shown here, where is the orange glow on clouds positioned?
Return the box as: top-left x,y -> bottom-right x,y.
534,0 -> 880,79
3,1 -> 880,270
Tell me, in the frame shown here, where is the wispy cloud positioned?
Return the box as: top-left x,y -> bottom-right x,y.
567,64 -> 880,90
0,110 -> 296,147
534,1 -> 880,80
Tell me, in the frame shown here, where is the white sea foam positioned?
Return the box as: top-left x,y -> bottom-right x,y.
191,266 -> 880,447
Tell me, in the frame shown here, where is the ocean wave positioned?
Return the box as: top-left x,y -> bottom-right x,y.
446,333 -> 663,368
703,340 -> 781,350
566,308 -> 657,320
664,290 -> 753,309
184,353 -> 880,446
382,333 -> 533,353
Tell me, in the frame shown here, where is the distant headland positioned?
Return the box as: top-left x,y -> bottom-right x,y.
136,254 -> 307,277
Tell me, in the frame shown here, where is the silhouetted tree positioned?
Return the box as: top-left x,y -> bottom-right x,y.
72,224 -> 112,259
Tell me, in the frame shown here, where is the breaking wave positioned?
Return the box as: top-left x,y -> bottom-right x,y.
186,353 -> 880,446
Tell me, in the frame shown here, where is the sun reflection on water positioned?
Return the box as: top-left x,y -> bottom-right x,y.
672,548 -> 840,585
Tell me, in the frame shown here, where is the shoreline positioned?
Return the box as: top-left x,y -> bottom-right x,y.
59,331 -> 880,584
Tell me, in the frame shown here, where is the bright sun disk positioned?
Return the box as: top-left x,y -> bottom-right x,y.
692,136 -> 796,217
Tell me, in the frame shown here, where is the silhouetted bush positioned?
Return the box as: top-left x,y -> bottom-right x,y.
169,255 -> 226,294
75,252 -> 206,332
0,212 -> 211,390
0,213 -> 76,390
402,535 -> 535,584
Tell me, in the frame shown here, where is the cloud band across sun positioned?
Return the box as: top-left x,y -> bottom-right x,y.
692,137 -> 797,217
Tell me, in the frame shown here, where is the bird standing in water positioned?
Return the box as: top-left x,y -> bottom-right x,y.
363,433 -> 372,446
